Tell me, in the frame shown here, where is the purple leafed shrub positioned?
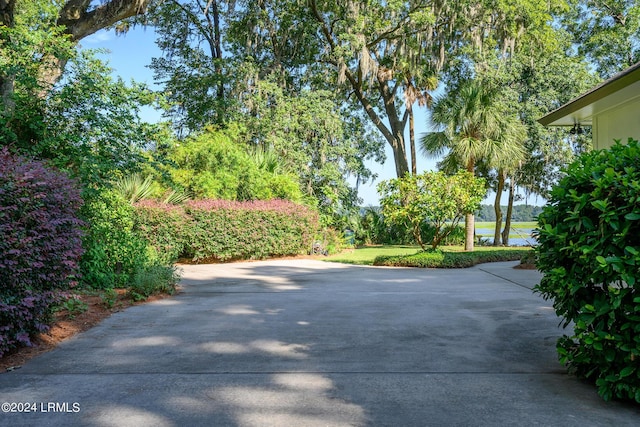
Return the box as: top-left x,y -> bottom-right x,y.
0,148 -> 84,357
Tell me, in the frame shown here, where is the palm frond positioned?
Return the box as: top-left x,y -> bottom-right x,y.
163,189 -> 191,205
419,131 -> 450,159
113,174 -> 154,204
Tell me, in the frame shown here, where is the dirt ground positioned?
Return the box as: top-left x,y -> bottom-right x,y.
0,290 -> 172,372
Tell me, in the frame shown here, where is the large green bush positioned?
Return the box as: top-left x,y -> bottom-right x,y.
80,189 -> 149,289
534,139 -> 640,402
378,171 -> 485,250
168,126 -> 304,202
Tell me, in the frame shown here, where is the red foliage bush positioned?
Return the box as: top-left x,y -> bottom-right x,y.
0,148 -> 84,356
185,199 -> 319,262
133,199 -> 319,263
133,200 -> 189,264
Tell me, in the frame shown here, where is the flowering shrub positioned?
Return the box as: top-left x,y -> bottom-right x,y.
133,199 -> 319,263
184,199 -> 319,261
133,200 -> 188,264
0,148 -> 84,356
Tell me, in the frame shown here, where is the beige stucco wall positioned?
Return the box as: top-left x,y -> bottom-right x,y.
593,98 -> 640,150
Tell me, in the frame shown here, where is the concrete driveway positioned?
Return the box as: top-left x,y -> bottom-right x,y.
1,260 -> 638,426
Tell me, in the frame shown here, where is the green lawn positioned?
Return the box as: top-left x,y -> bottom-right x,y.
325,245 -> 531,266
475,221 -> 538,229
325,245 -> 420,265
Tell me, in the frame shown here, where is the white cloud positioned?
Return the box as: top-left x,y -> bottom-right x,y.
83,30 -> 114,44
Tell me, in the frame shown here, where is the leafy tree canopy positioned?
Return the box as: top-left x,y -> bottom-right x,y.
378,171 -> 485,250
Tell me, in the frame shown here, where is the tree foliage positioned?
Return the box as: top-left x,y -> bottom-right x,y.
41,52 -> 162,185
165,124 -> 304,202
234,78 -> 384,220
563,0 -> 640,78
378,171 -> 485,250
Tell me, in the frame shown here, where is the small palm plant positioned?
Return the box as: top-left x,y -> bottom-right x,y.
113,174 -> 154,204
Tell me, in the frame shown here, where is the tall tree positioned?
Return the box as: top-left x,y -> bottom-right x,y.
420,80 -> 525,251
147,0 -> 230,133
439,1 -> 597,242
235,78 -> 385,220
0,0 -> 73,141
563,0 -> 640,78
1,0 -> 154,107
305,0 -> 447,177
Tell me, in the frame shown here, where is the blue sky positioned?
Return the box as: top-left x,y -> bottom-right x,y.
81,27 -> 544,207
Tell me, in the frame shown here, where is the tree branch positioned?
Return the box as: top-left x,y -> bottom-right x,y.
58,0 -> 151,42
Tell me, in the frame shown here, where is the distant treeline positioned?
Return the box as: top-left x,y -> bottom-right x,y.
475,204 -> 543,222
361,204 -> 543,223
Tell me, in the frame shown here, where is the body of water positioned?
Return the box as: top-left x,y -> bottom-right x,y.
475,227 -> 537,247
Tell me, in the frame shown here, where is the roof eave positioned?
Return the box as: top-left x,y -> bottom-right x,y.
538,62 -> 640,126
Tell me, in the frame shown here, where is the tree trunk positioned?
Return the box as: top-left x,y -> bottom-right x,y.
390,127 -> 410,178
465,212 -> 475,251
465,158 -> 475,251
34,0 -> 154,93
493,169 -> 505,246
409,106 -> 417,175
502,176 -> 516,246
309,1 -> 410,178
1,0 -> 16,114
211,0 -> 224,104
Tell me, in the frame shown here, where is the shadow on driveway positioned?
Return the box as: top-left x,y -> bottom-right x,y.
0,260 -> 638,426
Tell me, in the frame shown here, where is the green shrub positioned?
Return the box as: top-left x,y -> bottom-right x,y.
378,171 -> 485,250
128,265 -> 180,301
534,139 -> 640,402
168,126 -> 304,202
374,248 -> 530,268
184,199 -> 319,262
80,189 -> 149,289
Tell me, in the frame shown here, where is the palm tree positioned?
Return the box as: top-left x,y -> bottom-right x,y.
420,80 -> 525,251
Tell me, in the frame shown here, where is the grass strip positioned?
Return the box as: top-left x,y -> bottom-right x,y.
373,248 -> 532,268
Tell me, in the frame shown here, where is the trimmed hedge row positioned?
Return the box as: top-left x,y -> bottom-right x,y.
134,199 -> 319,263
373,249 -> 531,268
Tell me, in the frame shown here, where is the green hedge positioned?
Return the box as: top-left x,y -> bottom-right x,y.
134,199 -> 320,263
133,201 -> 188,265
534,139 -> 640,402
373,249 -> 531,268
